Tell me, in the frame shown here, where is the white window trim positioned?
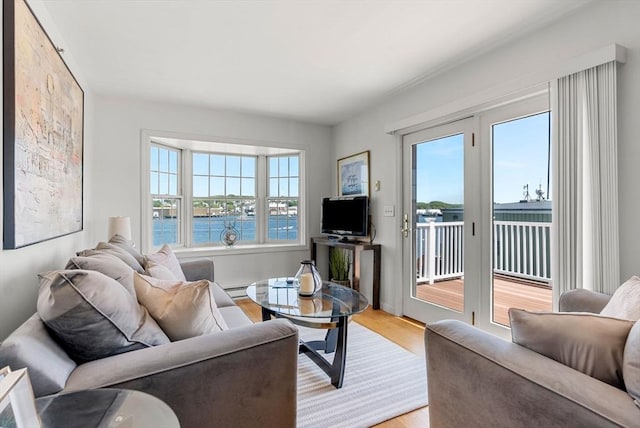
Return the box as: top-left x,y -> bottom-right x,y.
140,129 -> 308,255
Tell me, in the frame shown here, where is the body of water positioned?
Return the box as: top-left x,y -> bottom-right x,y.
153,215 -> 298,246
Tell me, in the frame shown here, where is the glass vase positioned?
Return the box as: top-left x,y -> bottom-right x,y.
295,260 -> 322,296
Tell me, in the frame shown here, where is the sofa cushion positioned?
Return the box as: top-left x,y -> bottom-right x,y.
600,276 -> 640,321
133,273 -> 228,341
624,321 -> 640,406
0,314 -> 77,397
509,309 -> 634,388
144,244 -> 186,281
108,234 -> 145,267
37,270 -> 169,363
65,252 -> 136,297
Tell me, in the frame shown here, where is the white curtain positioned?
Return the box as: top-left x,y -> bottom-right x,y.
553,61 -> 619,307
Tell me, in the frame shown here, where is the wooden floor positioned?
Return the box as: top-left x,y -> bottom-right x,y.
236,299 -> 430,427
417,276 -> 552,326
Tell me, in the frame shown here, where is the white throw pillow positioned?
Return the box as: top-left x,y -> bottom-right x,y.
133,273 -> 228,341
145,260 -> 179,281
600,276 -> 640,321
144,244 -> 186,281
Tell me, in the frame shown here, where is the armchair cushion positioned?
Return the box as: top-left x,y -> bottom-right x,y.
38,270 -> 169,363
133,273 -> 228,340
600,276 -> 640,321
509,309 -> 634,388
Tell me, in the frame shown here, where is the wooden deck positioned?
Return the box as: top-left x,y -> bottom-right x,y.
416,276 -> 552,326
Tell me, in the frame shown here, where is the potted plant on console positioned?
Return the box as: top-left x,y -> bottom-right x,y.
329,248 -> 351,287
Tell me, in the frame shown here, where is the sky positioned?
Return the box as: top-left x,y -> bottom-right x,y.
415,112 -> 551,205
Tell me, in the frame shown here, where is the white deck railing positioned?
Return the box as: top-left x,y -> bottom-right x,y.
416,220 -> 552,285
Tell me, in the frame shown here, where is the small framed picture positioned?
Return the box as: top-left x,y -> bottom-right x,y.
337,151 -> 370,197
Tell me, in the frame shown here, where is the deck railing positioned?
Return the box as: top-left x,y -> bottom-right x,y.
416,220 -> 552,284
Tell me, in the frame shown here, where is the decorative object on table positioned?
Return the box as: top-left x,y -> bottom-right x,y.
108,216 -> 132,240
295,260 -> 322,296
3,0 -> 84,249
329,247 -> 351,287
337,150 -> 370,197
220,221 -> 239,246
0,367 -> 40,428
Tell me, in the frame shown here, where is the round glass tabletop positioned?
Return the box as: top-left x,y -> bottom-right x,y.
246,277 -> 368,318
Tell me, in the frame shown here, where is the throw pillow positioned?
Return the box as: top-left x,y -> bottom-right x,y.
145,260 -> 178,280
509,308 -> 634,389
133,273 -> 228,341
77,242 -> 144,273
108,234 -> 145,267
623,321 -> 640,405
38,270 -> 169,363
600,276 -> 640,321
144,244 -> 186,281
65,252 -> 136,297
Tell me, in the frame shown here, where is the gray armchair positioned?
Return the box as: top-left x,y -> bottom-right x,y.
0,260 -> 299,428
425,289 -> 639,428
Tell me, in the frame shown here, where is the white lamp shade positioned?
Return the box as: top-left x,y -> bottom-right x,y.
108,216 -> 132,240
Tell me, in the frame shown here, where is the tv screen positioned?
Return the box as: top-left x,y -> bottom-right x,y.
321,196 -> 369,238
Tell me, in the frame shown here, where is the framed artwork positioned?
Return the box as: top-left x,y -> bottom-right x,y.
337,150 -> 370,197
3,0 -> 84,249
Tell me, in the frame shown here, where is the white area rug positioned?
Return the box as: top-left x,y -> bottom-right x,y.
297,322 -> 428,428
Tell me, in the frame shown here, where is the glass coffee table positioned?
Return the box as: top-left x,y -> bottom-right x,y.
246,278 -> 368,388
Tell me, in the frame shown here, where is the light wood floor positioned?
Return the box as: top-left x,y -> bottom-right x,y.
236,299 -> 430,427
417,276 -> 552,326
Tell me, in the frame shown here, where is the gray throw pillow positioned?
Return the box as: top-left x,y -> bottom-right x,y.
509,308 -> 634,389
37,270 -> 169,363
108,234 -> 145,267
624,321 -> 640,405
66,252 -> 136,297
77,242 -> 144,273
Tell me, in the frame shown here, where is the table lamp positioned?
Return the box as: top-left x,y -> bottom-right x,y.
107,216 -> 132,240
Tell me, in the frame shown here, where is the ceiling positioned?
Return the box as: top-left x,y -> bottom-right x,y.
41,0 -> 592,125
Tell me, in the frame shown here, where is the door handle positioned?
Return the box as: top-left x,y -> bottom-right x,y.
401,213 -> 409,238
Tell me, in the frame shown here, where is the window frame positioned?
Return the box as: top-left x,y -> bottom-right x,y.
141,131 -> 307,255
149,143 -> 183,246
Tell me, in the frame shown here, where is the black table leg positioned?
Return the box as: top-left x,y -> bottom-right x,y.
298,316 -> 348,388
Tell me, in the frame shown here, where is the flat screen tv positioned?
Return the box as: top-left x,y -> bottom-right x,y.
321,196 -> 369,239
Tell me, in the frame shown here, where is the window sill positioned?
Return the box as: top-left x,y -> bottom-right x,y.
173,243 -> 308,258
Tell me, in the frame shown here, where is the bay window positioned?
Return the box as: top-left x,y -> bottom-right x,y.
146,136 -> 303,251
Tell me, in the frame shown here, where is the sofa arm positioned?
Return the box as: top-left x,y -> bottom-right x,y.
180,258 -> 214,282
559,288 -> 610,313
64,319 -> 298,428
425,320 -> 637,428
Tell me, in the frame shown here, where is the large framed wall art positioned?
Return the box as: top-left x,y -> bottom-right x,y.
3,0 -> 84,249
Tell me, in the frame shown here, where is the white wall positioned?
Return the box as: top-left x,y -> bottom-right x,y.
333,0 -> 640,314
92,96 -> 332,291
0,0 -> 97,340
